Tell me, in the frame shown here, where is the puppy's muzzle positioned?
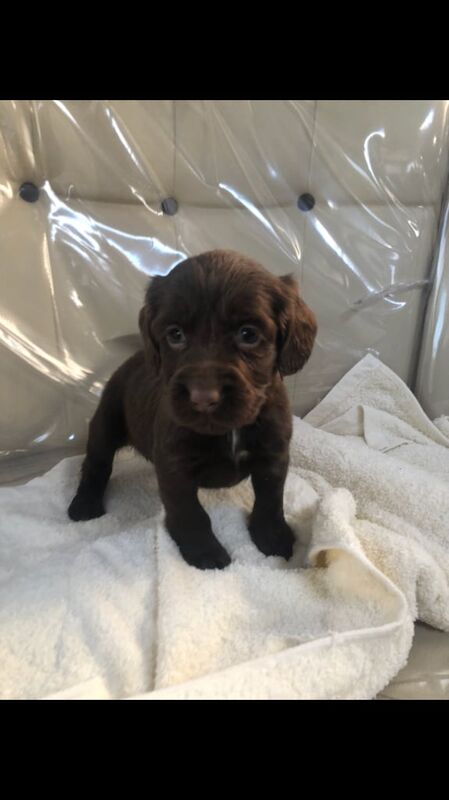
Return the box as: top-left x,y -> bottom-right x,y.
171,363 -> 242,414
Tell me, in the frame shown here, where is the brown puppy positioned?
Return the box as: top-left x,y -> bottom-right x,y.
68,250 -> 317,569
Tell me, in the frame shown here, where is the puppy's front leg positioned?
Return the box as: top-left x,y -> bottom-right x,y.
248,455 -> 295,560
157,473 -> 231,570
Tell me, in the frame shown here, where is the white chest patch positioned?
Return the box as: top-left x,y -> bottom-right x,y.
230,429 -> 250,464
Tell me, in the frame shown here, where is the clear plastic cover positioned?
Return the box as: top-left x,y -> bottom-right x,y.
1,100 -> 449,467
415,177 -> 449,420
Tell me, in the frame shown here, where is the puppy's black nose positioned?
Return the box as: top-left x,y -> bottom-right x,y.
190,386 -> 221,412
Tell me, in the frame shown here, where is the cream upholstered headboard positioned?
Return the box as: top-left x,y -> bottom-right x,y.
1,100 -> 448,457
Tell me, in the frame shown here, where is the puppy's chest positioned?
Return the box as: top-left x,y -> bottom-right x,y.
227,429 -> 250,464
192,428 -> 253,488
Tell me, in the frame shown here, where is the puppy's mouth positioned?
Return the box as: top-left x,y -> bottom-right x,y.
169,376 -> 265,435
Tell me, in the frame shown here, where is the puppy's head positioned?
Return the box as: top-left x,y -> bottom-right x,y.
139,250 -> 316,435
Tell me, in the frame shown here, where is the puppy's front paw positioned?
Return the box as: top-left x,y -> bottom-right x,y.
179,539 -> 231,570
68,491 -> 105,522
249,515 -> 295,560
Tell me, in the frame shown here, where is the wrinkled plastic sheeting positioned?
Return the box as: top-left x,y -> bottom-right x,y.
1,100 -> 449,460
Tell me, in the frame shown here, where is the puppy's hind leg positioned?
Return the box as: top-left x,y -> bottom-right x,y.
68,383 -> 127,522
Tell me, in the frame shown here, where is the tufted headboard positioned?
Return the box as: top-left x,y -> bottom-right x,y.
1,100 -> 448,459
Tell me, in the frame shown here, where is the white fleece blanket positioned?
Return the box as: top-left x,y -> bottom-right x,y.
1,355 -> 449,700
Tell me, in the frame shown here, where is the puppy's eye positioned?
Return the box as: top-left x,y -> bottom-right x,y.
166,326 -> 186,350
236,325 -> 261,349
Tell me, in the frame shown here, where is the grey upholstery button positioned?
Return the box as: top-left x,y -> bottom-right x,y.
297,193 -> 315,211
161,197 -> 179,216
19,182 -> 40,203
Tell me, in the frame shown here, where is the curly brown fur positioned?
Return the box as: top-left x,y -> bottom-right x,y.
68,250 -> 317,569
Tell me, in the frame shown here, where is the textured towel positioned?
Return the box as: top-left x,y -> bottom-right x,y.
1,355 -> 448,699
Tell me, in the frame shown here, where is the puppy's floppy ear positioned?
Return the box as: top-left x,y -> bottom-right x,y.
139,303 -> 161,372
276,274 -> 317,376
